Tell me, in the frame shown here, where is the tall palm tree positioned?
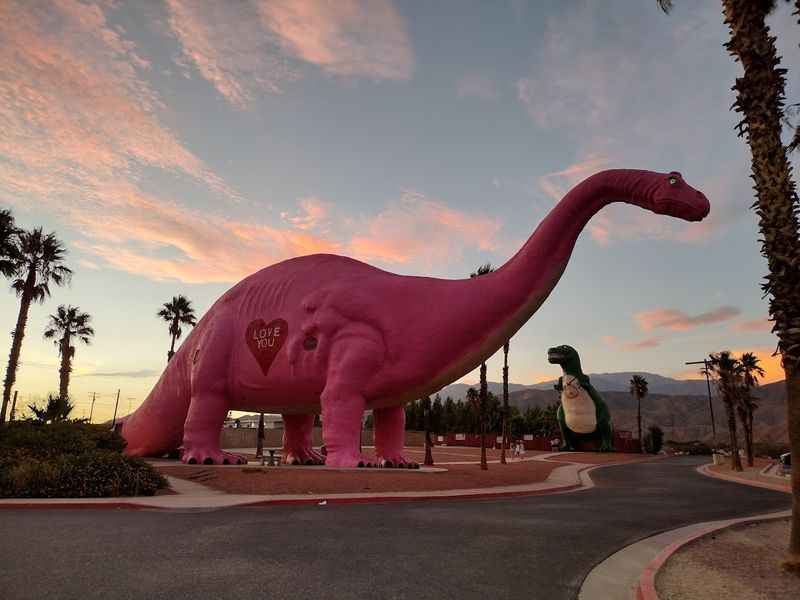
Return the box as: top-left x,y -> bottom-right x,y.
0,208 -> 19,277
158,295 -> 197,362
629,375 -> 649,454
659,0 -> 800,568
709,352 -> 744,472
1,228 -> 72,423
737,352 -> 766,467
470,264 -> 494,470
466,387 -> 487,470
43,305 -> 94,402
500,339 -> 510,464
423,396 -> 434,466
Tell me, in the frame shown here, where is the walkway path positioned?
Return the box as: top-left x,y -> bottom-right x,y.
0,457 -> 789,600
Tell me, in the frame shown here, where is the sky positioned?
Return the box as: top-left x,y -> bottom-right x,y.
1,0 -> 797,422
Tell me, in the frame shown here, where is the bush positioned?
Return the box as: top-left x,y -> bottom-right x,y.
643,425 -> 664,454
665,439 -> 712,455
0,421 -> 166,498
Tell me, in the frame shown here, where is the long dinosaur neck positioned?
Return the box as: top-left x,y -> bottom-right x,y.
454,169 -> 660,370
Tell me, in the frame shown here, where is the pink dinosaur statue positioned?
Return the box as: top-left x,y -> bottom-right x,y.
121,169 -> 709,467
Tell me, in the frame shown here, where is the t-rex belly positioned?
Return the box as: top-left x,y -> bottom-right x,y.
561,377 -> 597,434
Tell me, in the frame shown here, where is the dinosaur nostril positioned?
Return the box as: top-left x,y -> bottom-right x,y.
303,336 -> 318,350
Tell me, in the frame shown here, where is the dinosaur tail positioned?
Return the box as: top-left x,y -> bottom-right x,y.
120,352 -> 191,457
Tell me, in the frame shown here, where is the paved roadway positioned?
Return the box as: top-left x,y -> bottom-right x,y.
0,457 -> 790,600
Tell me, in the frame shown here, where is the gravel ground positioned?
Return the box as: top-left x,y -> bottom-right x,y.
656,518 -> 799,600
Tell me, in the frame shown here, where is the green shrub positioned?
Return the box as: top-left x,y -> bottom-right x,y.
0,421 -> 166,498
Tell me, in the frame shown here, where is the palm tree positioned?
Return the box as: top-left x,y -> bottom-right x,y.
158,295 -> 197,362
500,340 -> 511,464
737,352 -> 766,467
466,387 -> 487,470
659,0 -> 800,568
630,375 -> 649,454
470,264 -> 494,470
423,396 -> 434,466
1,228 -> 72,423
43,305 -> 94,402
0,208 -> 19,277
709,352 -> 744,472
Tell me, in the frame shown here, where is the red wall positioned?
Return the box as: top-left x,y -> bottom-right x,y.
438,431 -> 641,453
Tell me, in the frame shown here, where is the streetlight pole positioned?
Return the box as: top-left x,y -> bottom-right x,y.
685,359 -> 716,437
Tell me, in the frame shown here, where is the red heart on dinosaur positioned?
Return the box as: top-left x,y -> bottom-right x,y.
245,318 -> 288,376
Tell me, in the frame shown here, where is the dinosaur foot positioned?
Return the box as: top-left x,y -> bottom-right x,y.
324,452 -> 379,468
181,447 -> 247,465
282,447 -> 326,466
377,455 -> 420,469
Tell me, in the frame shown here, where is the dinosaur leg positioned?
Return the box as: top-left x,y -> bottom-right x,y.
282,414 -> 324,465
557,405 -> 576,451
598,419 -> 615,452
181,391 -> 246,465
320,328 -> 384,468
180,316 -> 246,465
374,405 -> 419,469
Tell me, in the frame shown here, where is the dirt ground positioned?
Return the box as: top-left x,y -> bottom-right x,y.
156,447 -> 649,495
708,458 -> 791,492
656,518 -> 799,600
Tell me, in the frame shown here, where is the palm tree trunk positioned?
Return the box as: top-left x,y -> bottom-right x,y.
58,334 -> 71,401
744,408 -> 754,468
500,341 -> 509,465
721,0 -> 800,568
637,394 -> 644,454
1,278 -> 34,423
167,334 -> 177,362
724,399 -> 743,472
480,361 -> 488,470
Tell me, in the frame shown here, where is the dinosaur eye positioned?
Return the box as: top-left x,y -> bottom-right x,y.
303,336 -> 318,350
669,176 -> 678,185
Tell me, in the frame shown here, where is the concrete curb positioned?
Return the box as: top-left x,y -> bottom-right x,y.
0,458 -> 602,511
696,462 -> 791,493
634,511 -> 791,600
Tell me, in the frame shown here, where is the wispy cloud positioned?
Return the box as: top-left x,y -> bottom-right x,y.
602,335 -> 664,352
164,0 -> 300,109
635,306 -> 741,332
260,0 -> 413,81
732,317 -> 772,333
348,191 -> 501,266
75,369 -> 160,379
280,197 -> 332,232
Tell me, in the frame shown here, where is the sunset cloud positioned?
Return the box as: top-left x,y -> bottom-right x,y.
259,0 -> 414,81
602,335 -> 664,352
732,317 -> 773,333
348,192 -> 501,266
165,0 -> 299,109
280,197 -> 333,232
635,306 -> 741,332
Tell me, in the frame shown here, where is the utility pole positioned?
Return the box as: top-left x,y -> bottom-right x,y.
685,359 -> 716,437
9,390 -> 18,422
88,392 -> 96,423
111,389 -> 120,427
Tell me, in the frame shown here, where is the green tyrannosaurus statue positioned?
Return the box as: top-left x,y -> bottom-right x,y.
547,345 -> 613,452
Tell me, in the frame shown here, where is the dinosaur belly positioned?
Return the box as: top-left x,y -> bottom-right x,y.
561,382 -> 597,434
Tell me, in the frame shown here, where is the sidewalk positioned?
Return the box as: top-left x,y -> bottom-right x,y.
0,452 -> 618,510
697,461 -> 791,493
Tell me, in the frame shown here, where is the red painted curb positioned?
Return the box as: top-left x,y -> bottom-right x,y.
635,514 -> 788,600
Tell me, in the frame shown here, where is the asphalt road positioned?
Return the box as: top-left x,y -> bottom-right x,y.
0,457 -> 790,600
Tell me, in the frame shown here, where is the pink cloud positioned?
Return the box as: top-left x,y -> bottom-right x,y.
602,335 -> 664,352
348,192 -> 501,266
164,0 -> 299,109
259,0 -> 414,80
635,306 -> 741,332
0,0 -> 237,203
732,317 -> 772,333
280,197 -> 332,232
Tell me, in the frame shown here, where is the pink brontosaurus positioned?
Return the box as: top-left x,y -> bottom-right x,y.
121,169 -> 709,467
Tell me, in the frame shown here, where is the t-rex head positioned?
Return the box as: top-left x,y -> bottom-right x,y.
650,171 -> 709,222
547,345 -> 582,373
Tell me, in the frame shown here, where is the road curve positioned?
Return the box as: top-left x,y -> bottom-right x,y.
0,456 -> 789,600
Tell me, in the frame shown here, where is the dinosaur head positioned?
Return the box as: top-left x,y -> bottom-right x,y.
649,171 -> 709,222
547,344 -> 582,373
